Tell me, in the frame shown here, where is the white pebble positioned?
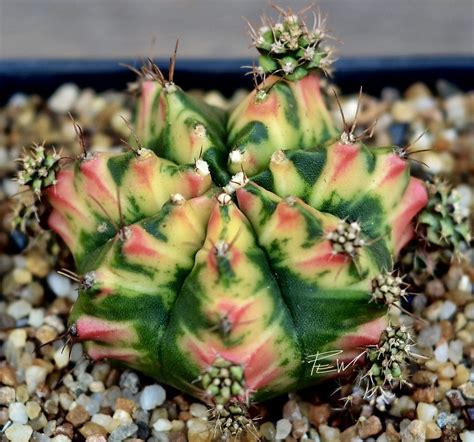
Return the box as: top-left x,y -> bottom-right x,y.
48,83 -> 80,113
112,409 -> 133,424
416,402 -> 438,422
189,403 -> 208,418
275,418 -> 292,439
28,308 -> 45,328
139,384 -> 166,410
5,423 -> 33,442
47,272 -> 72,298
91,413 -> 113,428
3,179 -> 19,198
8,329 -> 27,348
448,340 -> 464,364
460,430 -> 474,442
54,347 -> 70,369
8,402 -> 28,424
439,300 -> 457,320
153,418 -> 173,432
434,342 -> 449,363
25,365 -> 48,394
7,299 -> 32,320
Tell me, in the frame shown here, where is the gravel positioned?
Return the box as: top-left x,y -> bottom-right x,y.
0,80 -> 472,441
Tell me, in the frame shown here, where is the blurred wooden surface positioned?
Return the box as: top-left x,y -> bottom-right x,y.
0,0 -> 473,58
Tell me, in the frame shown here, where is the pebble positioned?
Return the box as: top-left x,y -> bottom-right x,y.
440,300 -> 457,320
9,401 -> 28,424
259,421 -> 277,440
400,419 -> 426,441
416,402 -> 438,422
26,400 -> 42,419
5,422 -> 33,442
28,308 -> 45,327
453,364 -> 470,387
292,418 -> 308,439
447,340 -> 463,364
25,365 -> 48,394
47,272 -> 72,298
309,403 -> 331,427
460,382 -> 474,400
437,362 -> 456,379
0,386 -> 16,405
66,404 -> 90,427
139,384 -> 166,410
79,422 -> 108,438
418,324 -> 442,347
7,299 -> 32,319
8,328 -> 27,348
275,418 -> 292,439
283,399 -> 302,421
189,402 -> 207,418
109,423 -> 138,442
358,415 -> 382,438
425,421 -> 442,439
48,83 -> 80,113
187,419 -> 211,441
434,342 -> 449,362
319,424 -> 341,442
153,418 -> 173,432
119,371 -> 140,394
0,366 -> 17,386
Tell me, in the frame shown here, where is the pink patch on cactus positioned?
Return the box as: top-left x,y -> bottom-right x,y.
46,170 -> 84,216
185,173 -> 207,197
80,157 -> 116,204
379,154 -> 407,185
245,88 -> 279,118
336,316 -> 387,350
296,74 -> 323,109
235,188 -> 258,214
48,211 -> 74,248
298,241 -> 348,270
76,316 -> 136,344
87,344 -> 138,362
122,226 -> 160,259
331,144 -> 360,181
276,204 -> 301,229
137,81 -> 157,134
243,340 -> 281,389
392,178 -> 428,254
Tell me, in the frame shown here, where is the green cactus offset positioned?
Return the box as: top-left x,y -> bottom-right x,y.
18,5 -> 432,436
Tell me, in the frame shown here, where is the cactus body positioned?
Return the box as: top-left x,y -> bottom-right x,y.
33,8 -> 429,408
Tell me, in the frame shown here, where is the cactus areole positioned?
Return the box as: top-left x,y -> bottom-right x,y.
37,8 -> 428,407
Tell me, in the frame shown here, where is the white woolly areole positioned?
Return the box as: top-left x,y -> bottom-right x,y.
195,159 -> 210,176
164,82 -> 177,93
193,124 -> 207,138
271,149 -> 288,164
223,171 -> 248,194
217,192 -> 232,206
229,149 -> 244,164
171,193 -> 186,205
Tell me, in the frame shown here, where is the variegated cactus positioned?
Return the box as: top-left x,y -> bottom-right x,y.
20,6 -> 429,434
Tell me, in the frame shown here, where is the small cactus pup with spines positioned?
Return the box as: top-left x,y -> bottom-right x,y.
18,4 -> 430,438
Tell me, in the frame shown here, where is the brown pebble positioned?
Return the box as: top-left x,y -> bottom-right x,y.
385,422 -> 401,442
115,397 -> 137,415
357,415 -> 382,439
341,425 -> 358,442
0,407 -> 9,425
66,404 -> 90,427
55,422 -> 74,439
0,313 -> 16,330
413,386 -> 435,403
425,421 -> 442,440
441,426 -> 459,441
0,365 -> 17,386
35,325 -> 58,345
426,279 -> 445,298
439,320 -> 454,340
446,389 -> 466,408
80,422 -> 107,438
283,399 -> 301,421
178,410 -> 192,422
169,433 -> 187,442
411,370 -> 437,387
173,394 -> 189,411
105,369 -> 121,388
308,403 -> 331,428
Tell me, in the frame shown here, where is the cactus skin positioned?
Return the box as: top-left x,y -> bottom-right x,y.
33,8 -> 429,408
